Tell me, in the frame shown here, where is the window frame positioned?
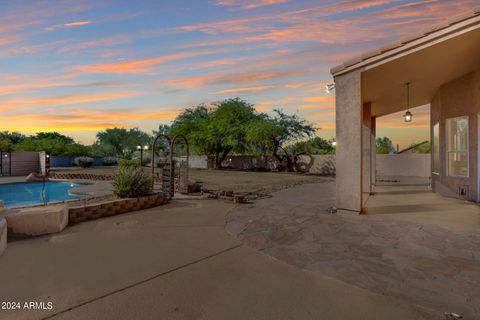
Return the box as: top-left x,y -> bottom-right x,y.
445,116 -> 469,178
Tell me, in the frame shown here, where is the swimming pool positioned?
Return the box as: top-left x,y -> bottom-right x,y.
0,181 -> 84,208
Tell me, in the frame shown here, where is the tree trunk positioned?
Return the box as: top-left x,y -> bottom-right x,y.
214,152 -> 219,169
217,148 -> 232,169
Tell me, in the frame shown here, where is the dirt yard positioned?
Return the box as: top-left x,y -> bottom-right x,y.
51,167 -> 329,194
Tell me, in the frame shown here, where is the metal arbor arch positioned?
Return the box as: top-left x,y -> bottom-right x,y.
170,134 -> 190,195
151,134 -> 190,198
151,134 -> 172,198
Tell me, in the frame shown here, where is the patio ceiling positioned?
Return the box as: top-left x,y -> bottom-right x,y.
362,25 -> 480,117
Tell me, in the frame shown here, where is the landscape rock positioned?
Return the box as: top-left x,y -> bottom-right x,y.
0,217 -> 6,255
4,205 -> 68,237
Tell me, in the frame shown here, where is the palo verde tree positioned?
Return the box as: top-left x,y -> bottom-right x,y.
246,109 -> 315,171
286,137 -> 335,155
95,128 -> 151,159
376,137 -> 395,154
171,98 -> 257,168
14,132 -> 91,156
0,131 -> 26,145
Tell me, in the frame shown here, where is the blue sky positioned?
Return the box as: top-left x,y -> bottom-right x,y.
0,0 -> 477,147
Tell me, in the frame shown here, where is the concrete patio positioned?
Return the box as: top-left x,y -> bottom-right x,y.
0,195 -> 438,320
227,180 -> 480,318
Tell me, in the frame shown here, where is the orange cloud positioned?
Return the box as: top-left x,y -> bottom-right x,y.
45,20 -> 93,32
0,34 -> 25,46
0,92 -> 140,111
214,85 -> 274,94
70,50 -> 216,75
216,0 -> 288,9
59,35 -> 132,53
162,69 -> 306,90
297,104 -> 328,110
63,21 -> 92,27
0,109 -> 181,133
0,123 -> 128,133
304,96 -> 335,103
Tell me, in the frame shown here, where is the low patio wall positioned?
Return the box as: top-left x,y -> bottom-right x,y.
68,194 -> 167,224
376,154 -> 431,177
49,172 -> 113,180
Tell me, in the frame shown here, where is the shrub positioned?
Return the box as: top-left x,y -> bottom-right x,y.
113,166 -> 153,198
118,159 -> 141,168
102,156 -> 118,166
74,156 -> 94,168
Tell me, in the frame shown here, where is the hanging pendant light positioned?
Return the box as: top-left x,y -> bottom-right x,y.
403,82 -> 413,122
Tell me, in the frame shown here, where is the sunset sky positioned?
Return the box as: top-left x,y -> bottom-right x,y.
0,0 -> 477,148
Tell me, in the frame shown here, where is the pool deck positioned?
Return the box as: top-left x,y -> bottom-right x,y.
0,176 -> 26,184
0,198 -> 438,320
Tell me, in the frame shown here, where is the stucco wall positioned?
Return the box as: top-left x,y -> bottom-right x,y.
431,70 -> 480,201
186,155 -> 208,169
376,154 -> 430,177
197,154 -> 428,177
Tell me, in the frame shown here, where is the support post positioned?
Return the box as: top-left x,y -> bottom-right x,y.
371,116 -> 376,192
335,71 -> 363,213
362,103 -> 372,201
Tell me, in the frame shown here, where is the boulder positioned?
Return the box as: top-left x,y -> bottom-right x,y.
188,181 -> 203,193
4,205 -> 68,237
0,218 -> 6,255
25,172 -> 47,182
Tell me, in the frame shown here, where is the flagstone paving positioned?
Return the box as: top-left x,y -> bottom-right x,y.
226,180 -> 480,319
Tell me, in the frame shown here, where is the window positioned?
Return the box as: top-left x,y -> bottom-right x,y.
446,116 -> 468,177
432,122 -> 439,174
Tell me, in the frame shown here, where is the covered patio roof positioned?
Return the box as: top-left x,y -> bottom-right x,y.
331,8 -> 480,117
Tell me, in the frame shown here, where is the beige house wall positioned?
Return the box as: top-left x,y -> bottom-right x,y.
431,71 -> 480,201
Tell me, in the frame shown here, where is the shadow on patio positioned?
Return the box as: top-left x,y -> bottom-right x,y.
364,184 -> 480,228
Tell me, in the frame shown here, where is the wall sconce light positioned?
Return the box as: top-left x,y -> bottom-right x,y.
403,82 -> 413,123
325,83 -> 335,94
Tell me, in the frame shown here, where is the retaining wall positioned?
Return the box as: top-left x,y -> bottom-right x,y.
68,194 -> 167,224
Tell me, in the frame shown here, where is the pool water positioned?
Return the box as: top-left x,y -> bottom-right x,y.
0,181 -> 84,208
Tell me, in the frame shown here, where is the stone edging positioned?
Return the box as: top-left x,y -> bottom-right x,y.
68,194 -> 168,224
